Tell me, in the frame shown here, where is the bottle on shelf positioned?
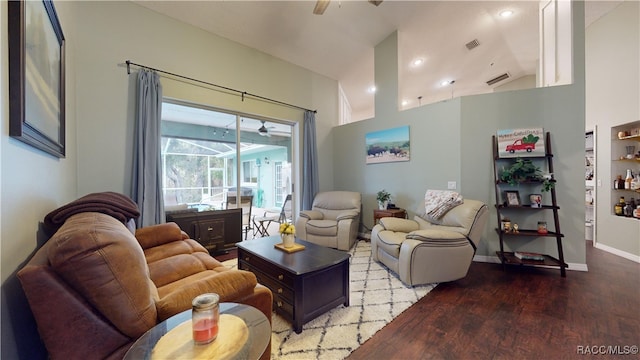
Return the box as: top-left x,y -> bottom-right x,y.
624,198 -> 636,217
632,174 -> 640,191
625,169 -> 633,190
614,197 -> 625,216
615,175 -> 625,190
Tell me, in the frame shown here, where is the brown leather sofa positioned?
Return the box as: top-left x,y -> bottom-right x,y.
18,212 -> 272,359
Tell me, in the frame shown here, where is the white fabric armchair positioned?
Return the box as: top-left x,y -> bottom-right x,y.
295,191 -> 361,251
372,198 -> 488,286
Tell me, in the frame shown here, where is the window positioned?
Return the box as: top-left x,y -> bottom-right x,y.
242,160 -> 258,184
162,137 -> 231,208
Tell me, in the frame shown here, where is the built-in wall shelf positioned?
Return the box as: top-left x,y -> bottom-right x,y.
617,134 -> 640,141
586,130 -> 595,241
610,121 -> 640,219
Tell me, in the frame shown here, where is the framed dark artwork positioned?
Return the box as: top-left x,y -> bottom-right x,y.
505,190 -> 521,206
9,0 -> 66,158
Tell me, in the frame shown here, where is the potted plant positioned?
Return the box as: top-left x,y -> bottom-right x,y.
376,189 -> 391,210
279,222 -> 296,248
500,157 -> 554,192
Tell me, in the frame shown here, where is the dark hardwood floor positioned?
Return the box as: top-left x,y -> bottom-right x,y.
348,241 -> 640,360
214,248 -> 237,262
217,241 -> 639,359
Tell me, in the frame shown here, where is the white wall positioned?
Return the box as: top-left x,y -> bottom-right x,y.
586,0 -> 640,259
539,0 -> 574,87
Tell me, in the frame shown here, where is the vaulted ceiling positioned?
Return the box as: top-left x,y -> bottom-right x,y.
134,0 -> 622,121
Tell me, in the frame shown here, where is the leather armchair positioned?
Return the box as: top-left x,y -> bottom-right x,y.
18,212 -> 272,360
295,191 -> 361,251
371,199 -> 488,286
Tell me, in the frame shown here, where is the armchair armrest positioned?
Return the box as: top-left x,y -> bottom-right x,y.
406,228 -> 468,241
377,217 -> 420,233
135,222 -> 188,249
299,210 -> 324,220
18,265 -> 132,359
155,270 -> 258,321
336,210 -> 359,221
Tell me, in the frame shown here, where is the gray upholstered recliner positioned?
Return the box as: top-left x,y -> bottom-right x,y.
295,191 -> 361,251
371,199 -> 488,286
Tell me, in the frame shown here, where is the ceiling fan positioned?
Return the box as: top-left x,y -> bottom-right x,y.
258,121 -> 275,137
313,0 -> 382,15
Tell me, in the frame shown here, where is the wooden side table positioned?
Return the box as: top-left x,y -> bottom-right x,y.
373,208 -> 407,225
123,303 -> 270,360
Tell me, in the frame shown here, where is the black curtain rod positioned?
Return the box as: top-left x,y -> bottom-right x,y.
125,60 -> 316,113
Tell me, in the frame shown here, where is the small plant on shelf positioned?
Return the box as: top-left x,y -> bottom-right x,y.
500,157 -> 555,192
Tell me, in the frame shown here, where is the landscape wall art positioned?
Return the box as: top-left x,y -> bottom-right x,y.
365,126 -> 410,164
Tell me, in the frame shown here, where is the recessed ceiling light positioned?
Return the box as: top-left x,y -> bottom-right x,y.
411,58 -> 424,67
441,80 -> 455,86
401,100 -> 409,106
499,10 -> 514,18
367,86 -> 377,93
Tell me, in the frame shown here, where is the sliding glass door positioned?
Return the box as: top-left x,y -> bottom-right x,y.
160,100 -> 295,223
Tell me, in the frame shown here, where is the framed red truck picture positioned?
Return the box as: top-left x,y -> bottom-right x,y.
497,128 -> 546,158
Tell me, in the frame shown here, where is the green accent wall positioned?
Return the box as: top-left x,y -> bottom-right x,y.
333,3 -> 586,266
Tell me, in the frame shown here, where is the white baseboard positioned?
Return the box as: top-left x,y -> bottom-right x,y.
473,255 -> 588,272
593,242 -> 640,263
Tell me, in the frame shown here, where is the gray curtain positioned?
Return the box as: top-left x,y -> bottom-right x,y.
132,69 -> 164,227
302,110 -> 319,210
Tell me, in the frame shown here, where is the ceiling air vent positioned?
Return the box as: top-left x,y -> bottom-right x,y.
465,39 -> 480,50
486,72 -> 510,86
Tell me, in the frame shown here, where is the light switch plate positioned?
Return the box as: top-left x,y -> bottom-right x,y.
448,181 -> 457,190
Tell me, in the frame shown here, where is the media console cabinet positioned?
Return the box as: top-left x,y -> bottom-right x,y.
166,208 -> 242,255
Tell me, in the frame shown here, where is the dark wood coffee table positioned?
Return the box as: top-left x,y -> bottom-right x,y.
237,236 -> 350,333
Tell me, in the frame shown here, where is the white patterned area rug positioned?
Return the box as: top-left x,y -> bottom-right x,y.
223,240 -> 436,359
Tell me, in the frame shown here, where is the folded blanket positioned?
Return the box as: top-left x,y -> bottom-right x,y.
44,192 -> 140,233
424,189 -> 463,221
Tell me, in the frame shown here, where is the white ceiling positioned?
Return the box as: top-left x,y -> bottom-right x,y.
134,0 -> 622,121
